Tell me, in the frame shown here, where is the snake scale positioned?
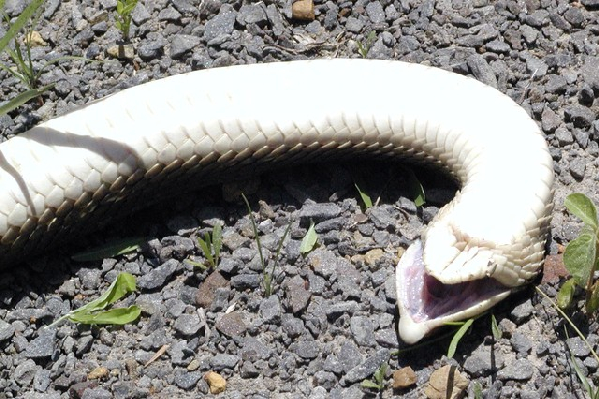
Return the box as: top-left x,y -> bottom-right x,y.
0,60 -> 554,343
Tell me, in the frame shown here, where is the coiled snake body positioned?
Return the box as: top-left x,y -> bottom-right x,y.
0,60 -> 554,343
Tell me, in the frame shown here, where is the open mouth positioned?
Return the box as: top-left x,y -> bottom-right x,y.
396,239 -> 512,343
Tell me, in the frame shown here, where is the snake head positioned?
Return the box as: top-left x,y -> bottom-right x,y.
395,239 -> 515,344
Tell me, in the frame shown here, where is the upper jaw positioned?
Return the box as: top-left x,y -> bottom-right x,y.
395,239 -> 514,344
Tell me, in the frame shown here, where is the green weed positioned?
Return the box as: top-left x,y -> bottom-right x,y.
115,0 -> 138,41
356,31 -> 377,59
361,362 -> 387,391
189,223 -> 222,269
241,194 -> 292,297
558,193 -> 599,313
51,272 -> 141,326
299,220 -> 318,255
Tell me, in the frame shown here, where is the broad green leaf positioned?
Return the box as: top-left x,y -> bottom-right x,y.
0,0 -> 44,53
563,233 -> 596,284
83,272 -> 137,312
300,221 -> 318,254
557,278 -> 577,309
447,318 -> 474,358
491,314 -> 501,341
68,305 -> 141,325
71,237 -> 145,262
354,183 -> 373,209
565,193 -> 598,230
587,281 -> 599,314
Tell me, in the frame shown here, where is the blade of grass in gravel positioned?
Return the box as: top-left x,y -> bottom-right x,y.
447,318 -> 474,358
0,85 -> 52,116
0,0 -> 44,53
71,237 -> 146,262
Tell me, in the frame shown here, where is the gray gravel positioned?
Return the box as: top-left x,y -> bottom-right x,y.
1,0 -> 599,397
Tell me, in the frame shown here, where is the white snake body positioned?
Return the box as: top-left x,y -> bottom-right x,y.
0,60 -> 554,343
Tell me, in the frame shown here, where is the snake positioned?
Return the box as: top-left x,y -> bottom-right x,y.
0,59 -> 554,343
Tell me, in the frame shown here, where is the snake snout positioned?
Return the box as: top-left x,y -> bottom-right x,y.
396,239 -> 513,344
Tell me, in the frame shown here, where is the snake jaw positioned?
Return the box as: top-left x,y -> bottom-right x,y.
396,239 -> 513,344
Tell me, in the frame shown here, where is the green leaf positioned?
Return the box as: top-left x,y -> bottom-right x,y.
447,318 -> 474,358
403,167 -> 426,207
563,233 -> 596,285
300,221 -> 318,254
491,314 -> 501,341
565,193 -> 598,230
361,380 -> 382,389
0,85 -> 52,116
587,281 -> 599,314
83,272 -> 137,312
557,278 -> 577,310
68,305 -> 141,325
0,0 -> 44,54
71,237 -> 145,262
213,223 -> 222,266
473,382 -> 483,399
354,183 -> 373,209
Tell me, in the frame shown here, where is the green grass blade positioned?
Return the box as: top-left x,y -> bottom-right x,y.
0,85 -> 51,116
213,223 -> 222,266
0,0 -> 44,53
491,314 -> 501,341
447,318 -> 474,358
71,237 -> 145,262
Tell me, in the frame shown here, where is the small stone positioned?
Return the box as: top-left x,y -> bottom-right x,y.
284,276 -> 311,314
565,104 -> 595,128
204,371 -> 226,394
555,127 -> 574,147
174,313 -> 202,336
25,328 -> 57,360
170,34 -> 201,59
216,311 -> 247,337
393,367 -> 417,388
341,349 -> 390,385
210,354 -> 240,370
299,203 -> 341,223
174,369 -> 202,390
365,1 -> 385,24
137,259 -> 178,290
570,158 -> 586,180
230,274 -> 261,289
196,271 -> 229,308
204,9 -> 236,42
510,299 -> 534,324
291,339 -> 320,359
498,358 -> 534,381
87,367 -> 109,380
292,0 -> 314,21
511,332 -> 532,354
106,44 -> 135,60
424,365 -> 469,399
567,337 -> 591,357
350,316 -> 375,347
25,30 -> 46,46
260,295 -> 282,324
468,54 -> 497,88
541,107 -> 560,133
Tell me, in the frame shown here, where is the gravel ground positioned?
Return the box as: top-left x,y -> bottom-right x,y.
1,0 -> 599,398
